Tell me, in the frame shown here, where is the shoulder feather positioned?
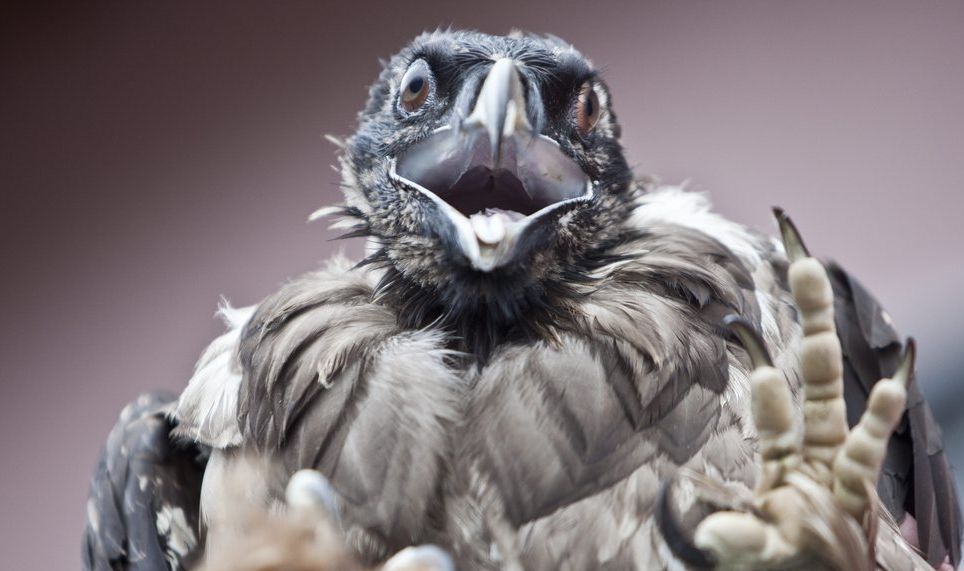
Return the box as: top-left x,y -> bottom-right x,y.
173,302 -> 255,448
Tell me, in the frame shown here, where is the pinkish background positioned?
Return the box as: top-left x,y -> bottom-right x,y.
2,2 -> 963,568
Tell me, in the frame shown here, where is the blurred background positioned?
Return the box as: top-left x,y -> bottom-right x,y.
2,2 -> 963,567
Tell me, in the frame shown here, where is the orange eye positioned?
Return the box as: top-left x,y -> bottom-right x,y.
399,61 -> 431,112
576,81 -> 601,135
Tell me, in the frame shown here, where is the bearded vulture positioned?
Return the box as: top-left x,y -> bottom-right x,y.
82,30 -> 961,570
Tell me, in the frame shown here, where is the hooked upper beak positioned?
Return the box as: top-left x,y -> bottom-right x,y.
462,58 -> 532,168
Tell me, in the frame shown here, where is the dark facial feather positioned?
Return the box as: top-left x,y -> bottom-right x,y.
329,30 -> 635,355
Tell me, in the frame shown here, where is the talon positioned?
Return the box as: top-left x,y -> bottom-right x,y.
656,479 -> 718,569
893,338 -> 916,389
285,469 -> 341,523
724,315 -> 773,368
383,545 -> 455,571
773,207 -> 811,262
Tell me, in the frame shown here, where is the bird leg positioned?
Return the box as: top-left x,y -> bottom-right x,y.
659,209 -> 930,570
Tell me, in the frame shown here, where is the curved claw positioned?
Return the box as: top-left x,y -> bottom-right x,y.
773,207 -> 811,262
285,469 -> 342,524
383,545 -> 455,571
656,479 -> 718,569
724,314 -> 773,368
893,337 -> 916,389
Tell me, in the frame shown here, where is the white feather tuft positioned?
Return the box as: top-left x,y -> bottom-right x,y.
173,302 -> 255,448
630,186 -> 766,268
328,217 -> 358,230
308,205 -> 342,223
323,133 -> 345,149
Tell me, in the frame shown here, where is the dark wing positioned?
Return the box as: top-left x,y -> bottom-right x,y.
83,392 -> 206,571
828,261 -> 963,567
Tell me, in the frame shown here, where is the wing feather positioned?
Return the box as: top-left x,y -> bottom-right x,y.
83,392 -> 205,571
828,261 -> 962,567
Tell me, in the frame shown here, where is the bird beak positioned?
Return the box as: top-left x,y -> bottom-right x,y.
462,58 -> 532,169
392,58 -> 592,272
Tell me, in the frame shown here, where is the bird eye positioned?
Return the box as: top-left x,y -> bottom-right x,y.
399,61 -> 432,113
575,81 -> 601,135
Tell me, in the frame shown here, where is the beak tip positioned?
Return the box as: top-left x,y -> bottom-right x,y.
466,58 -> 529,169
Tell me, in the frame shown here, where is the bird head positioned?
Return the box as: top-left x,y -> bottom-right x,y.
329,30 -> 636,354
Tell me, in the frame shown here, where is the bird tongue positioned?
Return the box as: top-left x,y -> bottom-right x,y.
469,209 -> 525,245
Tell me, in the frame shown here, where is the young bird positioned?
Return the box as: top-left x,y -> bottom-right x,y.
83,30 -> 960,570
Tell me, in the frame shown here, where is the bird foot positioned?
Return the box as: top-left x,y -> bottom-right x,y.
658,209 -> 930,570
284,470 -> 455,571
198,468 -> 454,570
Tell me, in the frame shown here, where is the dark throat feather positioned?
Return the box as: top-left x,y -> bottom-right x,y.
368,232 -> 643,362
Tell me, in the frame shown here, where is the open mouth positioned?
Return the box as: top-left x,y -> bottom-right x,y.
389,57 -> 593,272
391,128 -> 592,271
394,127 -> 591,220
